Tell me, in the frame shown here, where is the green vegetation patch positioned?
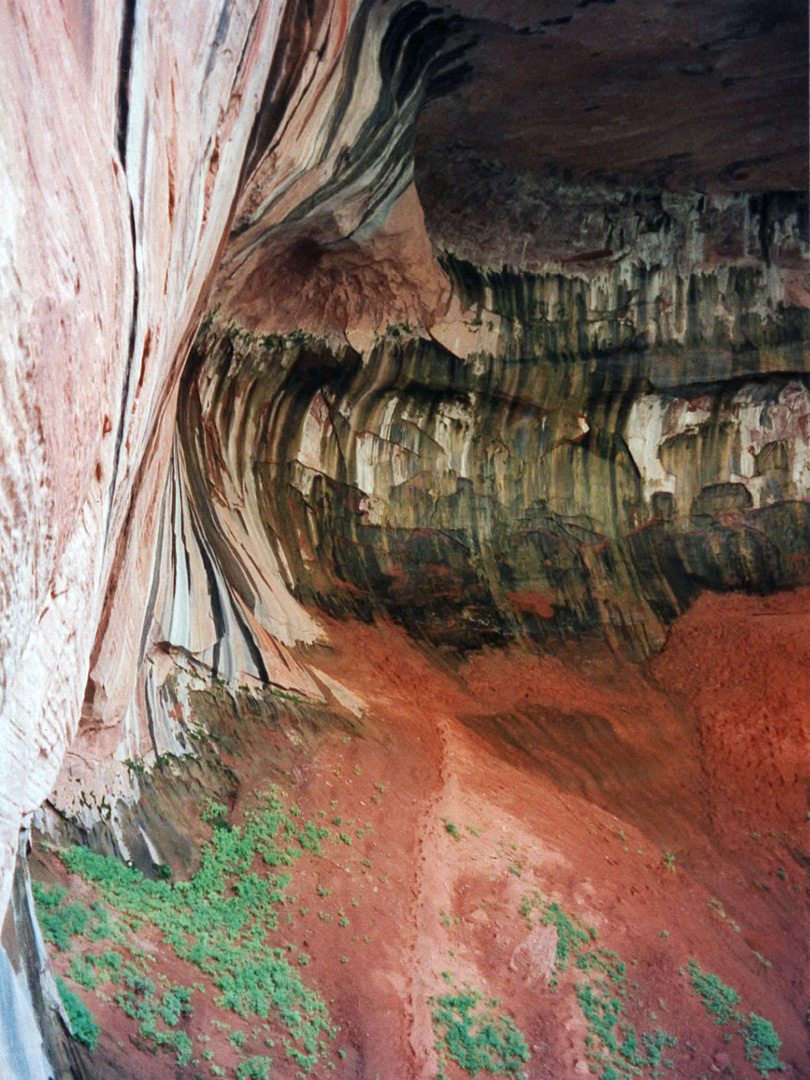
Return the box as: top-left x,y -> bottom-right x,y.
34,786 -> 338,1074
687,959 -> 741,1026
520,890 -> 676,1080
443,819 -> 461,841
235,1055 -> 274,1079
687,960 -> 784,1077
56,975 -> 100,1051
430,984 -> 529,1077
515,894 -> 787,1080
32,882 -> 94,950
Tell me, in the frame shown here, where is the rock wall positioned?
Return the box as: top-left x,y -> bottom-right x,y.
178,204 -> 809,652
0,3 -> 362,1073
177,318 -> 810,658
40,0 -> 476,844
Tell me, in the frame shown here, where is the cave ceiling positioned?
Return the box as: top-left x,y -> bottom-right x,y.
414,0 -> 808,203
216,0 -> 809,334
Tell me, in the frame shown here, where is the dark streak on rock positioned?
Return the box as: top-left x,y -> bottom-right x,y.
206,0 -> 233,79
116,0 -> 137,165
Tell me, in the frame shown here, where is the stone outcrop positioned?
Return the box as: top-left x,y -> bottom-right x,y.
45,182 -> 809,883
179,309 -> 809,658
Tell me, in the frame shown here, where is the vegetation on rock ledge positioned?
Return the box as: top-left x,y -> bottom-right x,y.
34,787 -> 339,1076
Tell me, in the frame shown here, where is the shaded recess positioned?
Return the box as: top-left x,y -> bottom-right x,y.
414,0 -> 808,205
184,250 -> 810,656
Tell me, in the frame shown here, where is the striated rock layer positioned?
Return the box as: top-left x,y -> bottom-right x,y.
0,1 -> 376,1074
43,184 -> 809,827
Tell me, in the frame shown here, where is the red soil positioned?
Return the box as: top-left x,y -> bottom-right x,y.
35,589 -> 810,1079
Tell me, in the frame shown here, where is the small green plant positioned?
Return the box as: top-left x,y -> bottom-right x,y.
443,819 -> 461,841
56,976 -> 100,1050
687,960 -> 785,1077
235,1056 -> 274,1080
663,852 -> 676,871
707,897 -> 726,919
430,985 -> 529,1077
32,882 -> 94,950
38,786 -> 336,1073
687,960 -> 741,1025
520,892 -> 679,1077
744,1014 -> 785,1078
68,953 -> 111,990
287,328 -> 311,347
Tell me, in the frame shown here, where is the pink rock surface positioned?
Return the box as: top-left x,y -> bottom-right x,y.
0,0 -> 318,920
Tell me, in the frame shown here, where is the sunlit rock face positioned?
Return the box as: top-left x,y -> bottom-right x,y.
44,0 -> 475,836
0,2 -> 367,1074
0,0 -> 301,921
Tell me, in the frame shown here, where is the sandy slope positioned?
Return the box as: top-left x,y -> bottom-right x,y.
33,590 -> 810,1079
